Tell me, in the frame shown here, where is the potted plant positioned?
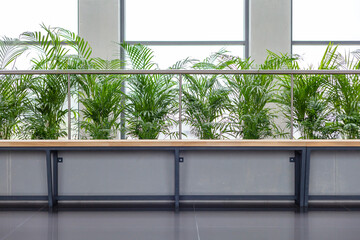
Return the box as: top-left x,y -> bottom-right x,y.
78,58 -> 124,139
0,37 -> 28,139
277,44 -> 339,139
121,43 -> 178,139
182,50 -> 231,139
20,24 -> 91,139
227,51 -> 293,139
327,50 -> 360,139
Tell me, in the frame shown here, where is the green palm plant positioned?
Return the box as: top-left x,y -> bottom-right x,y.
0,76 -> 29,139
78,58 -> 124,139
278,44 -> 339,139
227,51 -> 293,139
0,37 -> 28,139
121,43 -> 178,139
20,24 -> 92,139
327,51 -> 360,139
182,51 -> 231,139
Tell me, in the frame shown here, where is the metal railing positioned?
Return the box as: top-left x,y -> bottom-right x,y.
2,69 -> 360,140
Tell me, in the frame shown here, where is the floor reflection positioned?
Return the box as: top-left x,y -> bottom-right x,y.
0,203 -> 360,240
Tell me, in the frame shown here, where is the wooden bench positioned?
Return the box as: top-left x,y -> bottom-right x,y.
1,140 -> 360,210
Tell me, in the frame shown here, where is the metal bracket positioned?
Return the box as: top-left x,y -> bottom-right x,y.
289,157 -> 295,163
179,157 -> 184,163
57,157 -> 63,163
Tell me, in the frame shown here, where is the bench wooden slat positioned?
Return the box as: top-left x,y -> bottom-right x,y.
1,140 -> 360,148
305,140 -> 360,147
0,140 -> 306,147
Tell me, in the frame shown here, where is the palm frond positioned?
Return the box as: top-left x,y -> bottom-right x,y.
0,36 -> 27,69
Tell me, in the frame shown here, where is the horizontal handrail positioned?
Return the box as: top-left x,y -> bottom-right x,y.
1,69 -> 360,75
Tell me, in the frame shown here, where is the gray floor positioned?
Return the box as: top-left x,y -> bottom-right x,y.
1,206 -> 360,240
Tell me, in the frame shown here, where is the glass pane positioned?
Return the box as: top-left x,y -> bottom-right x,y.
10,45 -> 78,70
293,0 -> 360,41
293,45 -> 360,68
0,0 -> 78,38
126,0 -> 244,41
149,45 -> 244,69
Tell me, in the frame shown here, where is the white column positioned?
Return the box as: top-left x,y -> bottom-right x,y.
79,0 -> 120,59
250,0 -> 291,64
250,0 -> 292,134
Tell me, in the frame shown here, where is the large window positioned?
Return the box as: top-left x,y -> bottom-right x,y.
0,0 -> 78,38
292,0 -> 360,67
123,0 -> 248,68
0,0 -> 78,70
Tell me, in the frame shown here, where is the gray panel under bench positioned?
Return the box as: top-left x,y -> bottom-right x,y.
0,140 -> 310,210
305,145 -> 360,207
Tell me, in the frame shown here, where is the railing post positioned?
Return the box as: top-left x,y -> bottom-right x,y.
67,74 -> 71,140
179,74 -> 182,139
290,74 -> 294,140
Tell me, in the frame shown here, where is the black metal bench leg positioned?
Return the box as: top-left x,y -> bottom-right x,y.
52,151 -> 59,207
298,148 -> 307,208
303,148 -> 311,208
294,150 -> 301,206
174,148 -> 180,212
46,150 -> 53,209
